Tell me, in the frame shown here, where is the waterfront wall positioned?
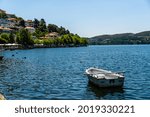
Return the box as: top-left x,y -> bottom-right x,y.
0,44 -> 22,50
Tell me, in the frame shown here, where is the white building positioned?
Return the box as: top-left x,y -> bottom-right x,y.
0,18 -> 17,28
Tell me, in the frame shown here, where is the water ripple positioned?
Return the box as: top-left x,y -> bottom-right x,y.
0,45 -> 150,99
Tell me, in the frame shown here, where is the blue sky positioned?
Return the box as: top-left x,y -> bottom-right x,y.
0,0 -> 150,37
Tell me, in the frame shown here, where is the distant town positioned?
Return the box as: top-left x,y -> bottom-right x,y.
0,9 -> 87,49
0,9 -> 38,35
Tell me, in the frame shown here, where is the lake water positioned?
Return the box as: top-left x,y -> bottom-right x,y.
0,45 -> 150,100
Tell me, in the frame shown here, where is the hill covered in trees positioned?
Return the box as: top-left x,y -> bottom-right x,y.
88,31 -> 150,45
0,9 -> 87,48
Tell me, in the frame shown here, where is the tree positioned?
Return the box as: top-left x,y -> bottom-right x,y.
33,18 -> 40,29
33,18 -> 47,37
0,37 -> 7,44
17,17 -> 23,21
0,13 -> 7,19
47,24 -> 59,33
58,26 -> 70,35
43,39 -> 53,45
0,33 -> 9,41
17,29 -> 33,46
19,19 -> 25,27
58,26 -> 65,35
9,33 -> 15,43
40,19 -> 46,26
33,29 -> 45,38
34,39 -> 43,44
11,14 -> 17,18
39,19 -> 47,32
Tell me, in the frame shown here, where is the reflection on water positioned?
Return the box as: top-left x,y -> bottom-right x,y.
87,82 -> 125,100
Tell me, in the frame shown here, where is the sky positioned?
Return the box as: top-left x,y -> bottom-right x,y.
0,0 -> 150,37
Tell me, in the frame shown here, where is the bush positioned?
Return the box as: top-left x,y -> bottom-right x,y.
0,37 -> 8,44
34,39 -> 43,44
17,29 -> 34,46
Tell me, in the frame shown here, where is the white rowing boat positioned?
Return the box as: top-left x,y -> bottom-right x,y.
85,67 -> 125,87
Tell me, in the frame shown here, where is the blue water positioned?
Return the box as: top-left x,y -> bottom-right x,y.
0,45 -> 150,100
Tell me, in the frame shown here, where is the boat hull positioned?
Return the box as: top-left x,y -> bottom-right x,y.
87,75 -> 124,88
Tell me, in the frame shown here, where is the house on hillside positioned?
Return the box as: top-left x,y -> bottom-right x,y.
25,26 -> 35,33
7,18 -> 18,23
45,32 -> 59,39
0,18 -> 17,28
0,18 -> 10,27
0,26 -> 13,33
7,18 -> 18,27
25,20 -> 33,27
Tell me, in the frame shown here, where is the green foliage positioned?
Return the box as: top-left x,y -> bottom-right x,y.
38,34 -> 87,46
58,26 -> 70,35
33,29 -> 46,38
43,39 -> 53,45
89,32 -> 150,45
18,19 -> 25,27
33,18 -> 40,28
47,24 -> 70,35
89,35 -> 150,45
17,17 -> 23,21
1,33 -> 9,41
0,37 -> 8,44
10,14 -> 17,18
47,24 -> 59,33
0,33 -> 15,43
0,13 -> 7,19
33,18 -> 47,38
34,39 -> 43,44
9,33 -> 15,43
39,19 -> 47,32
32,18 -> 70,39
17,29 -> 34,46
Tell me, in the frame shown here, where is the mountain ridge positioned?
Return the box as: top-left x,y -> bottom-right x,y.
88,31 -> 150,45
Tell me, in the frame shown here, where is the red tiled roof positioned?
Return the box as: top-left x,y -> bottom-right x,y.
7,18 -> 17,21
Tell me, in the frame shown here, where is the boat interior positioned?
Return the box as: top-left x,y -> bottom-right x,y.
87,68 -> 124,79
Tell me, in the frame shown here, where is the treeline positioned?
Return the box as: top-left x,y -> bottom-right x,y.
89,32 -> 150,45
0,29 -> 87,47
32,18 -> 70,38
34,34 -> 87,47
0,33 -> 15,44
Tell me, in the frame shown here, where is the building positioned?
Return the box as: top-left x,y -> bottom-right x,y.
25,20 -> 33,27
0,26 -> 13,33
45,32 -> 59,39
0,18 -> 17,28
0,18 -> 10,27
25,26 -> 35,33
7,18 -> 18,23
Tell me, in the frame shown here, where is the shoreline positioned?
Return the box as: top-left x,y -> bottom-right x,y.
1,43 -> 150,51
0,43 -> 88,51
